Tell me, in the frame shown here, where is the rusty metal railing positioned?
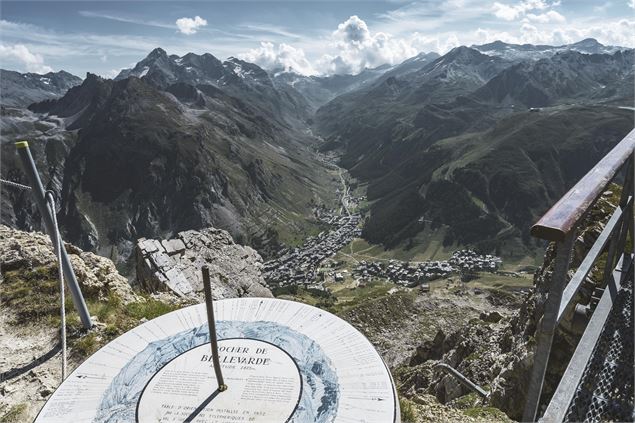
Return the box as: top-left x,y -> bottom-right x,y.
523,129 -> 635,422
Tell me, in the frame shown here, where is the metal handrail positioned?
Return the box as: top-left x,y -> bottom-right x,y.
556,196 -> 631,324
531,129 -> 635,242
523,129 -> 635,422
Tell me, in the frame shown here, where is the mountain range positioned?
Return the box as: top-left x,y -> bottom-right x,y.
313,41 -> 633,252
1,38 -> 632,267
2,50 -> 333,268
0,69 -> 82,108
472,38 -> 625,60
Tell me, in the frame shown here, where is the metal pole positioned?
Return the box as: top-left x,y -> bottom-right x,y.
523,232 -> 575,422
435,363 -> 489,398
202,266 -> 227,392
15,141 -> 92,329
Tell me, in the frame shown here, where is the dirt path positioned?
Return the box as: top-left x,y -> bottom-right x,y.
0,310 -> 78,422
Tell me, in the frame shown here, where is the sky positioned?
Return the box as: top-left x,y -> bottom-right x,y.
0,0 -> 633,77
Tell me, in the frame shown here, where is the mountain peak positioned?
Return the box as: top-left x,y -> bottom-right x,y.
147,47 -> 168,60
53,69 -> 79,79
442,46 -> 488,63
477,40 -> 510,50
471,38 -> 622,61
571,38 -> 603,48
447,46 -> 482,56
84,72 -> 104,83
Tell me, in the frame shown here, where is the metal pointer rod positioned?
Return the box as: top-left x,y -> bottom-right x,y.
201,266 -> 227,392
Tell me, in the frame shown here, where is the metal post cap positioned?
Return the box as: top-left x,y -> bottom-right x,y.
15,141 -> 29,149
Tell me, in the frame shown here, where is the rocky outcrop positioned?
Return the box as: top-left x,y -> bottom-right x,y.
0,225 -> 138,303
136,227 -> 273,299
0,225 -> 148,422
402,393 -> 512,422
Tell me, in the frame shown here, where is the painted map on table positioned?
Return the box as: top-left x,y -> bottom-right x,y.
35,298 -> 398,423
94,321 -> 338,423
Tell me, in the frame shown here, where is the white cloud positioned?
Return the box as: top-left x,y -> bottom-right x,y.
335,15 -> 371,44
629,0 -> 635,8
317,15 -> 420,75
526,10 -> 566,23
240,16 -> 430,75
0,44 -> 52,73
492,0 -> 559,21
175,16 -> 207,35
409,32 -> 461,55
241,10 -> 634,76
493,2 -> 524,20
240,41 -> 317,75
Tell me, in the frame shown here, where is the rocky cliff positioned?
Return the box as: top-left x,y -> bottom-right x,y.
1,225 -> 146,421
395,190 -> 619,420
0,225 -> 138,304
136,227 -> 272,299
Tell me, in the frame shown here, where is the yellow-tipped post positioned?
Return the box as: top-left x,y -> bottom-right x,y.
15,141 -> 29,149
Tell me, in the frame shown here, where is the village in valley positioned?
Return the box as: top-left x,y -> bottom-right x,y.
262,165 -> 508,294
349,249 -> 503,289
262,210 -> 363,288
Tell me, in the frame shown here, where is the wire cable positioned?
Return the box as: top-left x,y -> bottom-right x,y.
0,178 -> 32,191
45,191 -> 67,381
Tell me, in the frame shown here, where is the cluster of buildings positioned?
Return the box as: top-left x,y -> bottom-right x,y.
352,250 -> 502,286
448,249 -> 502,272
263,172 -> 503,291
263,213 -> 362,287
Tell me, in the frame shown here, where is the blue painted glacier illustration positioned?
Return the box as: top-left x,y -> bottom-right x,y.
94,320 -> 339,423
